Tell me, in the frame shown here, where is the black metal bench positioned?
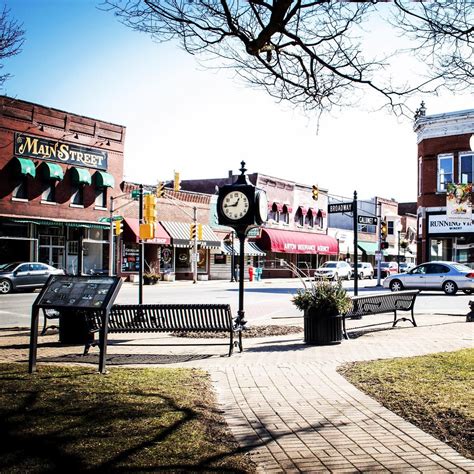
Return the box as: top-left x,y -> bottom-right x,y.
84,303 -> 242,357
343,290 -> 419,339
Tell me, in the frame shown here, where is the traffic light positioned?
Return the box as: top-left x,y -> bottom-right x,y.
380,219 -> 388,240
144,193 -> 156,224
190,223 -> 196,240
114,219 -> 123,236
139,223 -> 154,240
174,171 -> 180,192
312,185 -> 319,200
381,242 -> 389,250
197,223 -> 203,240
156,181 -> 165,198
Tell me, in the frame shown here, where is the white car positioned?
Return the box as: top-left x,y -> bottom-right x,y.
352,262 -> 374,279
314,261 -> 352,281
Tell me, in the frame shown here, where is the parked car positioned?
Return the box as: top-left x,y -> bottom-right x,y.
383,261 -> 474,295
0,262 -> 65,294
351,262 -> 374,279
314,261 -> 352,281
374,262 -> 399,279
399,262 -> 415,273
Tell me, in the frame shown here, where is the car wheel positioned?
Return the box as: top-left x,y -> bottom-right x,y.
443,280 -> 458,295
0,279 -> 12,294
389,279 -> 404,292
462,289 -> 473,295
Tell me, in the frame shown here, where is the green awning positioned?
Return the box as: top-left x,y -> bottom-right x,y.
71,167 -> 92,185
94,171 -> 114,188
14,157 -> 36,178
358,242 -> 378,255
41,161 -> 64,181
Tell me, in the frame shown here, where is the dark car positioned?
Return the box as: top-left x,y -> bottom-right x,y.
0,262 -> 65,294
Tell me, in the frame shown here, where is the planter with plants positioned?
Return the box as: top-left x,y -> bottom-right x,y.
143,273 -> 160,285
292,280 -> 352,345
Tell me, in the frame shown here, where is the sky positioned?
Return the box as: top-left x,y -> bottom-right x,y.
2,0 -> 472,203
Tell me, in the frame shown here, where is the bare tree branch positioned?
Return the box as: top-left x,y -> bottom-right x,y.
101,0 -> 473,117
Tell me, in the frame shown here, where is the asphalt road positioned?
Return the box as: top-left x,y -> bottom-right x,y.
0,278 -> 471,329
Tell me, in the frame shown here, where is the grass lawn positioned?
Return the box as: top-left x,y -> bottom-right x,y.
339,348 -> 473,460
0,363 -> 255,473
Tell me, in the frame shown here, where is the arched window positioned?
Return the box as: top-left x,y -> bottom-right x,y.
295,206 -> 306,226
306,208 -> 314,227
269,202 -> 280,222
281,204 -> 291,224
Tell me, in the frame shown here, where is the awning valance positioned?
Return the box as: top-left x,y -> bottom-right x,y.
94,171 -> 114,188
222,241 -> 266,256
13,157 -> 36,178
161,221 -> 221,248
124,218 -> 171,245
41,161 -> 64,181
0,215 -> 108,228
71,167 -> 92,186
358,241 -> 378,255
257,228 -> 338,255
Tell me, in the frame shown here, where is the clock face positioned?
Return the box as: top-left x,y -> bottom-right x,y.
257,191 -> 268,223
222,191 -> 250,220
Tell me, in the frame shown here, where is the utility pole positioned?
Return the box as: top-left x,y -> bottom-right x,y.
193,206 -> 198,284
108,196 -> 114,276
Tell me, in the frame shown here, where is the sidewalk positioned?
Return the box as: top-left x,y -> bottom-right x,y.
1,312 -> 473,472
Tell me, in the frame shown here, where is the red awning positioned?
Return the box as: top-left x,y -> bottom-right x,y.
123,218 -> 171,245
257,228 -> 338,255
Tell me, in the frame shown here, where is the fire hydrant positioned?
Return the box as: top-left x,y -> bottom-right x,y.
248,265 -> 254,282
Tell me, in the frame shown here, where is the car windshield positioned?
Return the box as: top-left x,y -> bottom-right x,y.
0,262 -> 22,272
321,262 -> 337,268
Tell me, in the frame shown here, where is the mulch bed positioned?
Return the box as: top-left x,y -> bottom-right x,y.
172,325 -> 303,338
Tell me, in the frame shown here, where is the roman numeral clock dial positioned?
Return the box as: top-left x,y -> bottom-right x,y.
222,191 -> 250,220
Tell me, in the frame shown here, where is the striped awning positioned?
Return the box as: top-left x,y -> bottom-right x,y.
161,221 -> 221,248
222,241 -> 266,256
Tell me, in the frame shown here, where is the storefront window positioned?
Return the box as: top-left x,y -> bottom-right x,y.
437,154 -> 453,192
459,153 -> 473,184
430,238 -> 453,261
160,246 -> 173,272
176,248 -> 191,271
122,244 -> 140,272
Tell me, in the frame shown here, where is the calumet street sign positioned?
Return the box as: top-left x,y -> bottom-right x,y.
357,215 -> 377,226
328,202 -> 353,213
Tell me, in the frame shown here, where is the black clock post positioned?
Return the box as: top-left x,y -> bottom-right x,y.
216,162 -> 268,331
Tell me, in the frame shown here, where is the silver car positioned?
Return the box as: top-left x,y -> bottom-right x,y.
0,262 -> 65,294
383,261 -> 474,295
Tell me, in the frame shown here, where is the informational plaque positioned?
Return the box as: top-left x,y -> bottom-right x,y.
35,275 -> 121,309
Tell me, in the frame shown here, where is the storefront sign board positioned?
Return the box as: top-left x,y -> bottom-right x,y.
428,214 -> 474,234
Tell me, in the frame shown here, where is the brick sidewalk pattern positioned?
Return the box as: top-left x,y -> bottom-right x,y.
1,311 -> 473,473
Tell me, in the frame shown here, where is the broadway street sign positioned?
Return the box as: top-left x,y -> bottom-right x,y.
328,202 -> 353,213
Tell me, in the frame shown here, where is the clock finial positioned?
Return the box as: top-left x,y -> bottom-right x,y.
240,161 -> 247,176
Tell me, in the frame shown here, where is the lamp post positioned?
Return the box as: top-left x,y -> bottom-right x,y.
230,230 -> 235,282
396,221 -> 403,271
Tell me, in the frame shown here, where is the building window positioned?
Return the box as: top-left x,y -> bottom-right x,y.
387,221 -> 394,236
42,182 -> 56,203
71,185 -> 84,206
459,153 -> 473,184
269,203 -> 280,222
95,188 -> 107,208
281,205 -> 290,224
437,154 -> 453,192
418,157 -> 422,196
13,177 -> 28,199
306,209 -> 314,227
295,208 -> 304,226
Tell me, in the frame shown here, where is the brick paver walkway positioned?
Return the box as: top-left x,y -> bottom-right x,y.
1,311 -> 473,473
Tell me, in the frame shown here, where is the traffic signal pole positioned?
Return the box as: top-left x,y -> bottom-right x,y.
353,191 -> 358,296
108,196 -> 114,276
138,184 -> 144,304
377,200 -> 382,287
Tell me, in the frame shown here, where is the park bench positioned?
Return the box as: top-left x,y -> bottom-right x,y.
83,303 -> 242,357
342,290 -> 419,339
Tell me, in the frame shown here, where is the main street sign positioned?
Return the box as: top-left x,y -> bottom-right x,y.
328,202 -> 353,213
357,215 -> 377,226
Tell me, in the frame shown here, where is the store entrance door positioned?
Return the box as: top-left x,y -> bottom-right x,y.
39,235 -> 65,269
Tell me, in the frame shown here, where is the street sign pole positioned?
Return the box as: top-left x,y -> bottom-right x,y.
138,184 -> 144,304
353,191 -> 358,296
377,200 -> 382,287
108,196 -> 114,276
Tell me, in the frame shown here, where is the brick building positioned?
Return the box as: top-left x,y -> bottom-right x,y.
0,96 -> 125,274
181,171 -> 337,278
414,107 -> 474,264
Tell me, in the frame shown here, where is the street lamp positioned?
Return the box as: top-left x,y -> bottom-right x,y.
396,221 -> 403,271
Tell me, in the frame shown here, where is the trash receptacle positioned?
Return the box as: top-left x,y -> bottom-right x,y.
59,310 -> 94,345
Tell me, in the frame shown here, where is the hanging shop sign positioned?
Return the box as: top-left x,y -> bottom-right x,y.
446,183 -> 472,221
15,133 -> 108,170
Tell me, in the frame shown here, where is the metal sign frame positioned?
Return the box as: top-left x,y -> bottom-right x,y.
28,275 -> 122,374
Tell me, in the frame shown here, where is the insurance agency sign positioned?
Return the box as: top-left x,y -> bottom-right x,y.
15,133 -> 108,170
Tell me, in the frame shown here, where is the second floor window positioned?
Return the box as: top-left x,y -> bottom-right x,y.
437,154 -> 453,192
13,177 -> 28,199
460,153 -> 473,184
71,186 -> 84,206
42,182 -> 56,203
95,188 -> 107,208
